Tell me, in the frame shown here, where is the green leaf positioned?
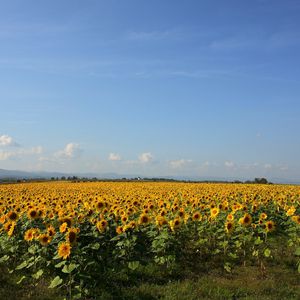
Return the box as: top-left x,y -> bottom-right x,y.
62,263 -> 78,274
229,252 -> 238,259
128,261 -> 140,271
255,237 -> 263,245
17,275 -> 26,284
32,269 -> 44,280
73,293 -> 82,299
224,263 -> 231,273
212,249 -> 221,255
294,247 -> 300,256
49,276 -> 63,288
91,243 -> 100,250
52,254 -> 61,260
16,261 -> 28,270
0,255 -> 10,263
55,261 -> 66,268
28,245 -> 38,254
298,263 -> 300,273
264,248 -> 271,258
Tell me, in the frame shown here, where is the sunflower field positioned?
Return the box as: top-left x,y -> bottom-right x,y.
0,181 -> 299,299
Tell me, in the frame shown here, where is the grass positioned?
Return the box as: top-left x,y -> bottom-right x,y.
1,262 -> 299,300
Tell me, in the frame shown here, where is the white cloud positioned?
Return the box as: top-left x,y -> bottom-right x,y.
169,159 -> 192,169
108,153 -> 121,161
55,143 -> 82,159
0,151 -> 15,160
0,145 -> 43,160
202,161 -> 218,167
0,135 -> 19,147
264,163 -> 272,169
138,152 -> 153,163
225,161 -> 235,168
30,146 -> 43,154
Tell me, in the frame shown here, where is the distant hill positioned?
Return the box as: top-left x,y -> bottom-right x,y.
0,168 -> 298,184
0,168 -> 65,179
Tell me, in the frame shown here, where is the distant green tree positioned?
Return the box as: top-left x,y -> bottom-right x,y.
254,178 -> 268,184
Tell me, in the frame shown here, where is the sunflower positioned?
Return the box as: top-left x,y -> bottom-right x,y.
116,226 -> 124,234
156,216 -> 168,227
210,207 -> 220,219
170,218 -> 181,231
138,213 -> 150,225
239,213 -> 252,226
128,220 -> 136,229
192,211 -> 201,222
265,220 -> 275,232
286,206 -> 296,217
58,242 -> 71,260
24,228 -> 38,241
121,215 -> 128,224
159,209 -> 167,217
4,221 -> 16,237
0,215 -> 6,224
59,222 -> 68,233
66,228 -> 78,244
7,211 -> 18,222
226,213 -> 234,221
225,221 -> 234,234
95,201 -> 105,211
59,217 -> 72,228
178,209 -> 185,218
28,208 -> 39,220
291,215 -> 300,225
96,219 -> 108,233
259,212 -> 268,220
47,225 -> 56,237
39,233 -> 51,246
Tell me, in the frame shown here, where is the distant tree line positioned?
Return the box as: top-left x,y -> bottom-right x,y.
0,176 -> 271,184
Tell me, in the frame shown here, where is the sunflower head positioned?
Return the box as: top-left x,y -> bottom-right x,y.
47,225 -> 56,237
24,228 -> 39,241
138,213 -> 150,225
225,221 -> 234,234
58,242 -> 71,260
239,213 -> 252,226
291,215 -> 300,225
259,212 -> 268,220
66,228 -> 78,244
265,220 -> 275,232
4,221 -> 16,237
116,226 -> 124,234
169,218 -> 181,231
210,207 -> 220,219
39,233 -> 51,246
7,211 -> 18,222
28,208 -> 39,220
60,222 -> 68,233
192,211 -> 201,222
96,219 -> 108,233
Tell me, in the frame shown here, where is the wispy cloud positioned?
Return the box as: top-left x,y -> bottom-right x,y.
108,153 -> 121,161
224,161 -> 235,168
0,134 -> 19,147
138,152 -> 153,163
169,159 -> 192,169
55,143 -> 82,159
0,146 -> 43,161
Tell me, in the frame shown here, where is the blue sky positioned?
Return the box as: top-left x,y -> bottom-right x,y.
1,0 -> 300,181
